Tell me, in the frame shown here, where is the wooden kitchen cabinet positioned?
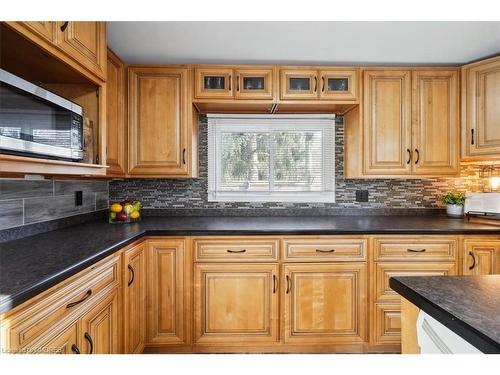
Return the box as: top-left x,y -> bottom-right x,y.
363,70 -> 412,176
280,69 -> 319,100
80,289 -> 120,354
412,70 -> 459,175
280,67 -> 358,101
319,69 -> 358,101
234,68 -> 274,100
461,56 -> 500,162
195,66 -> 274,100
462,239 -> 500,275
56,22 -> 107,81
147,239 -> 191,345
128,66 -> 196,177
347,68 -> 460,178
123,242 -> 147,353
128,66 -> 197,177
282,263 -> 367,344
106,49 -> 127,176
194,263 -> 279,344
17,21 -> 57,43
34,319 -> 81,354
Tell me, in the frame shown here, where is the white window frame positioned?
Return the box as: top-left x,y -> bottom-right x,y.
207,114 -> 335,203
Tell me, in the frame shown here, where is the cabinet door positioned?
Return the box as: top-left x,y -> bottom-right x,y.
363,70 -> 412,175
147,239 -> 190,345
319,70 -> 358,101
80,289 -> 120,354
106,49 -> 126,176
128,67 -> 190,176
19,22 -> 56,43
235,68 -> 274,100
56,22 -> 106,80
283,263 -> 367,344
123,242 -> 147,353
412,70 -> 459,175
195,67 -> 234,99
194,263 -> 279,344
36,320 -> 80,354
280,69 -> 319,100
463,57 -> 500,159
463,240 -> 500,275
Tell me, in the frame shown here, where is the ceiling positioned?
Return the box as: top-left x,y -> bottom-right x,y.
107,21 -> 500,65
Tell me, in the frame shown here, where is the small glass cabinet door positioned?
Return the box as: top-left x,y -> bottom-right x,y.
280,69 -> 319,100
195,68 -> 234,99
234,69 -> 274,100
319,70 -> 358,101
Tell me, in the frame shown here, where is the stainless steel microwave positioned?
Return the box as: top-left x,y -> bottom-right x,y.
0,68 -> 84,161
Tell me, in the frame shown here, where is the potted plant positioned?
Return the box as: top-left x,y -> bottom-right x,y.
441,192 -> 466,218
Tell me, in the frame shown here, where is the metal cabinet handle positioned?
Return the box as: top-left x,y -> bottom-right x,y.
71,344 -> 80,354
414,149 -> 420,164
236,75 -> 240,91
182,148 -> 186,165
285,275 -> 291,294
316,248 -> 335,253
127,264 -> 135,287
407,248 -> 426,253
60,22 -> 69,32
273,274 -> 277,294
321,76 -> 325,92
226,249 -> 246,253
469,251 -> 476,270
84,332 -> 93,354
66,289 -> 92,308
313,76 -> 317,92
406,149 -> 412,164
471,129 -> 475,145
228,75 -> 232,91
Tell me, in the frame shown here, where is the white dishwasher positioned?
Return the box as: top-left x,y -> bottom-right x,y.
416,310 -> 482,354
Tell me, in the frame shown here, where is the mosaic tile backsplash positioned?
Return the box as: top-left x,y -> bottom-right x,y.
110,116 -> 479,211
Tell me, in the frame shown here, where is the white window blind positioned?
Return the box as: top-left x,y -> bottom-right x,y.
208,114 -> 335,203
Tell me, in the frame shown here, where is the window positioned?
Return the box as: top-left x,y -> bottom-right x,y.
208,114 -> 335,202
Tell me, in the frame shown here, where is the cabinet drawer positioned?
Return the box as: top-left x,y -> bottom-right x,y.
373,303 -> 401,345
2,253 -> 121,351
374,237 -> 457,261
282,237 -> 366,261
194,237 -> 279,262
375,262 -> 457,302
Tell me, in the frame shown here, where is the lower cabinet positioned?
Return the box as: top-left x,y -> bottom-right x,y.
80,289 -> 121,354
36,319 -> 81,354
283,263 -> 367,344
194,263 -> 279,344
123,242 -> 147,353
462,239 -> 500,275
147,239 -> 191,345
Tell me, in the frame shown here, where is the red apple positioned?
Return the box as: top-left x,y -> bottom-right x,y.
116,211 -> 128,221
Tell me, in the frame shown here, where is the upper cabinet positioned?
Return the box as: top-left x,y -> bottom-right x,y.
362,70 -> 412,176
56,22 -> 107,81
412,70 -> 459,175
461,56 -> 500,162
195,65 -> 274,100
280,67 -> 358,101
128,66 -> 197,177
346,68 -> 460,178
6,22 -> 107,83
106,49 -> 127,176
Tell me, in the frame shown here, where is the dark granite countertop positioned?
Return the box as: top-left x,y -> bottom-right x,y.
1,215 -> 499,314
390,275 -> 500,353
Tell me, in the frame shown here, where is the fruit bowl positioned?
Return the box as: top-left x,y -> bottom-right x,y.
109,200 -> 142,224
